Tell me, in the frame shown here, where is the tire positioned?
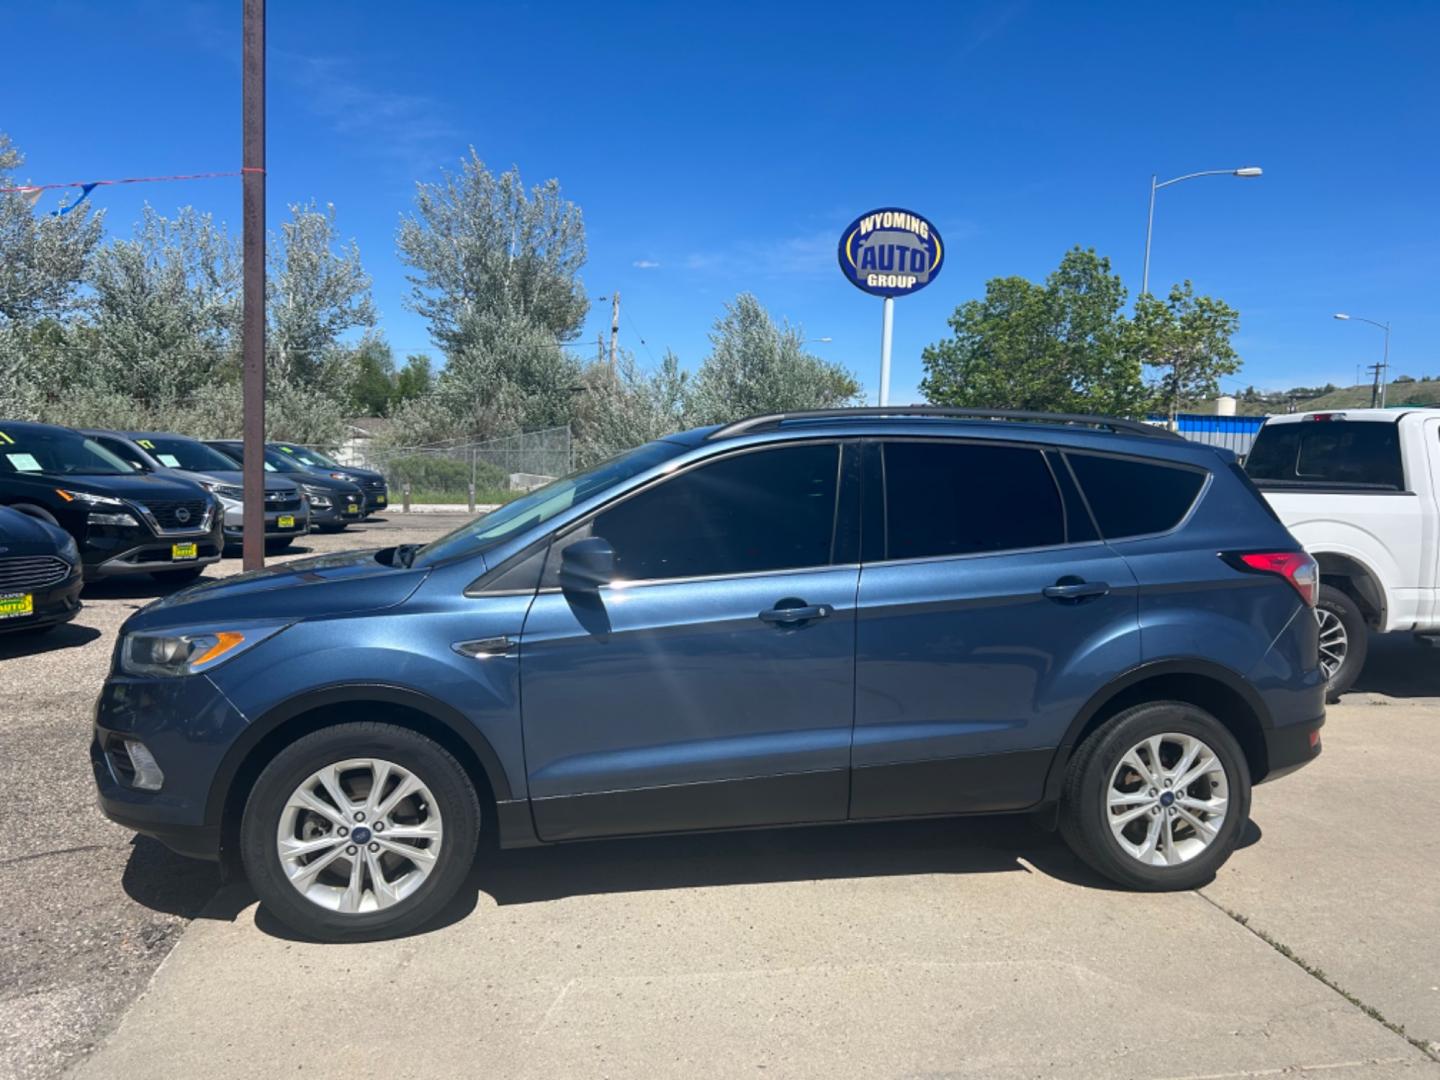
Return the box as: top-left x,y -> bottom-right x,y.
1058,701 -> 1251,891
240,722 -> 480,941
1317,584 -> 1367,703
151,567 -> 204,585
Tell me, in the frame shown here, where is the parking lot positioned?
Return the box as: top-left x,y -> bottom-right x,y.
3,512 -> 1439,1080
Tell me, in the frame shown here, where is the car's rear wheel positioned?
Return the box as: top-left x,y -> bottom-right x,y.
1058,702 -> 1251,891
240,723 -> 479,941
1316,584 -> 1366,703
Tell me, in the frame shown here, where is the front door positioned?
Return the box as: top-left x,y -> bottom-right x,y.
520,441 -> 860,841
850,439 -> 1140,819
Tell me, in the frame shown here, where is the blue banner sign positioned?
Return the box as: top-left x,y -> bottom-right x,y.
837,208 -> 944,298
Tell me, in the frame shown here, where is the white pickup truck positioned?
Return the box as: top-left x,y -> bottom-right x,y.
1244,408 -> 1440,698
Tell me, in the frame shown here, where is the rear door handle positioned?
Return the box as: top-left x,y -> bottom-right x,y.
759,602 -> 832,626
1042,580 -> 1110,601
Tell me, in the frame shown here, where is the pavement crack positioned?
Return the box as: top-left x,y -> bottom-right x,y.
1197,891 -> 1440,1063
0,844 -> 105,867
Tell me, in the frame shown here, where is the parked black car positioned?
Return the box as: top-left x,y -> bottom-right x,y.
269,442 -> 389,516
0,421 -> 223,582
204,440 -> 364,532
0,504 -> 83,635
84,431 -> 310,552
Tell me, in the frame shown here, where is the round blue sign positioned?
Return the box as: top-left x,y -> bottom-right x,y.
837,208 -> 944,298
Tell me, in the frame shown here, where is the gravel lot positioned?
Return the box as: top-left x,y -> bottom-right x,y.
0,514 -> 470,1080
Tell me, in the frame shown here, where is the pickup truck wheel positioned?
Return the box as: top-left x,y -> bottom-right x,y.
1317,584 -> 1367,702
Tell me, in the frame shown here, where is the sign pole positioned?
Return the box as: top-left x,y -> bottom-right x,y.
879,296 -> 894,406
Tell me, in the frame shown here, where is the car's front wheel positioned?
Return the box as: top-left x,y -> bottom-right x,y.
1058,702 -> 1251,891
240,723 -> 480,941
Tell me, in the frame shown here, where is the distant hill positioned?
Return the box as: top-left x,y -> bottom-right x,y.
1194,377 -> 1440,416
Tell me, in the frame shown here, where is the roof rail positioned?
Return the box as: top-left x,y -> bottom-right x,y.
706,407 -> 1184,441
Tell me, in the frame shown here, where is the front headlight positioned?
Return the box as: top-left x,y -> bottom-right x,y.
59,533 -> 80,564
57,488 -> 125,509
300,484 -> 332,508
120,623 -> 288,678
200,480 -> 245,501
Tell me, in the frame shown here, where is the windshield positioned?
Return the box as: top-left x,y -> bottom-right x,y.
276,444 -> 340,468
1246,420 -> 1404,490
143,437 -> 243,473
412,440 -> 684,567
0,427 -> 138,477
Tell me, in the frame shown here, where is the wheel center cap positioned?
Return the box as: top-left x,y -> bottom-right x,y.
351,826 -> 373,845
1159,791 -> 1175,808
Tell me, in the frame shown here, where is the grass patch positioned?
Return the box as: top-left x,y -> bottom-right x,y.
1204,898 -> 1439,1061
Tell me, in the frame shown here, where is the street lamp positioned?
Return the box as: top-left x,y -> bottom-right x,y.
1334,313 -> 1391,407
1142,166 -> 1263,296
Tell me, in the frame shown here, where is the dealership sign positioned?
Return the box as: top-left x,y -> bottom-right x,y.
837,207 -> 944,298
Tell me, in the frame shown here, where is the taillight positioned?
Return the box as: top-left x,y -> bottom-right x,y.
1223,551 -> 1320,607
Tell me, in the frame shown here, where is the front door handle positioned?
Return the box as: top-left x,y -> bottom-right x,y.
1042,579 -> 1110,602
759,601 -> 832,626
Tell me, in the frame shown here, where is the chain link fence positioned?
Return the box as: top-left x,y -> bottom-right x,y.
326,425 -> 574,505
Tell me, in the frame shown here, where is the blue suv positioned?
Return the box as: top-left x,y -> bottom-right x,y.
92,409 -> 1325,940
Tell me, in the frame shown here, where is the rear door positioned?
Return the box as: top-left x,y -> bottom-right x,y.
850,439 -> 1140,819
519,440 -> 861,841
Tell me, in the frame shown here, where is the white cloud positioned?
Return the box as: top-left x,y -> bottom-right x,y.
632,259 -> 661,269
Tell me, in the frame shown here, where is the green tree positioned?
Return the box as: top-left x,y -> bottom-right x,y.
397,150 -> 588,355
1132,281 -> 1241,420
920,248 -> 1150,416
0,132 -> 104,326
268,201 -> 376,391
573,348 -> 691,465
688,293 -> 860,424
347,336 -> 398,415
394,354 -> 433,405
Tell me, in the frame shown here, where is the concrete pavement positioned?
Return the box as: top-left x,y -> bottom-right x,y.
70,684 -> 1440,1079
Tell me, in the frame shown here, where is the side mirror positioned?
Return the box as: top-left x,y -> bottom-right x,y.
560,536 -> 615,593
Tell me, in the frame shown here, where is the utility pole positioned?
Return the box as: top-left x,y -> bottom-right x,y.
1369,362 -> 1385,408
241,0 -> 266,571
608,291 -> 620,376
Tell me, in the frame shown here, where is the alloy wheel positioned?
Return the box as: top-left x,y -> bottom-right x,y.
1106,733 -> 1229,867
276,758 -> 443,914
1316,607 -> 1348,682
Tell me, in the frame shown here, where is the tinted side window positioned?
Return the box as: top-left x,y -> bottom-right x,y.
590,443 -> 840,582
1245,421 -> 1404,490
1067,453 -> 1205,538
882,441 -> 1063,559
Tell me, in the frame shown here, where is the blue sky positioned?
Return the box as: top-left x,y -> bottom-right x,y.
5,1 -> 1437,402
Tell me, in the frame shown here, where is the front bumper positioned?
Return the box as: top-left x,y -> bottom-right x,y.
84,524 -> 223,578
221,505 -> 311,542
0,566 -> 83,634
91,673 -> 249,862
310,499 -> 365,527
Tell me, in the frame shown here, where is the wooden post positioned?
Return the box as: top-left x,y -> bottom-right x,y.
240,0 -> 266,570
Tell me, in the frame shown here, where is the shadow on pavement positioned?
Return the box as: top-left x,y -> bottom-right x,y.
0,620 -> 100,658
126,813 -> 1258,944
81,575 -> 207,601
1351,631 -> 1440,699
120,836 -> 224,919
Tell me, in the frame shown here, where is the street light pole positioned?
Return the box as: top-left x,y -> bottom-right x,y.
1141,166 -> 1263,296
1333,313 -> 1391,407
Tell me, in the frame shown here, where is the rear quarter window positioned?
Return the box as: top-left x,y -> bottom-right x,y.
1066,453 -> 1206,539
1245,420 -> 1404,490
